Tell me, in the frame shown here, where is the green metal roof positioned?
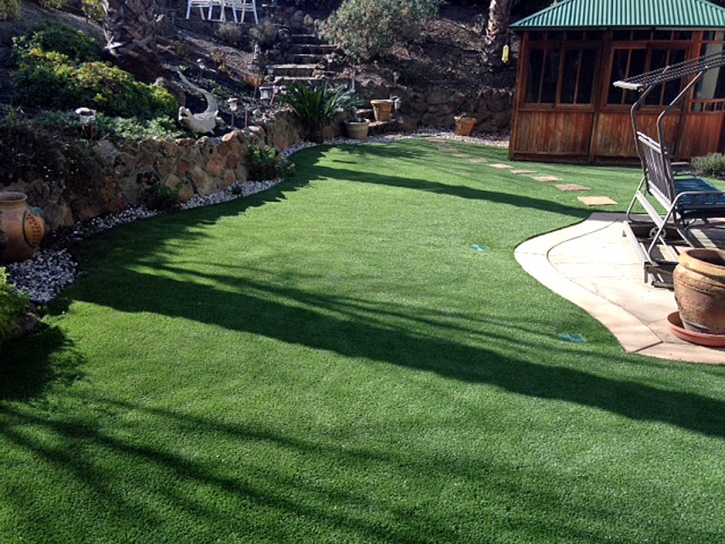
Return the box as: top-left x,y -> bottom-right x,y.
510,0 -> 725,30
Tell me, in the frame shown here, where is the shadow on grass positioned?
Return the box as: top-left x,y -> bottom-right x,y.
1,141 -> 723,541
294,144 -> 588,219
0,324 -> 85,401
7,142 -> 724,438
66,263 -> 725,440
0,392 -> 623,544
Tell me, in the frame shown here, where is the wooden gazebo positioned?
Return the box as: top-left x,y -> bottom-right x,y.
509,0 -> 725,164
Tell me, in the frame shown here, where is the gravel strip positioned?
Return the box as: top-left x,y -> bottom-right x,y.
7,130 -> 509,305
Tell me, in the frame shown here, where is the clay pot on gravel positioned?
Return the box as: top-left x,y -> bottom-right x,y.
673,248 -> 725,334
454,116 -> 477,136
0,191 -> 45,264
370,99 -> 394,122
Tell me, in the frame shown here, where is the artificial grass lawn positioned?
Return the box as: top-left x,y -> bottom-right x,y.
2,138 -> 725,543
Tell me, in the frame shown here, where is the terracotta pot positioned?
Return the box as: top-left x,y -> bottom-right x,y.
0,192 -> 45,264
344,120 -> 369,140
370,99 -> 394,122
673,248 -> 725,334
454,116 -> 476,137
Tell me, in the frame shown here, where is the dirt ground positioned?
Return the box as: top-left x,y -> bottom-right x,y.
0,2 -> 518,115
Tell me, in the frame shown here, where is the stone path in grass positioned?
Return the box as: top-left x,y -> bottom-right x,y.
429,138 -> 617,207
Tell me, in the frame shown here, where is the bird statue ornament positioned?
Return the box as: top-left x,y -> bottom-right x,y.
177,70 -> 223,134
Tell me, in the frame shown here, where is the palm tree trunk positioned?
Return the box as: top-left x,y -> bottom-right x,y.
103,0 -> 162,82
481,0 -> 513,69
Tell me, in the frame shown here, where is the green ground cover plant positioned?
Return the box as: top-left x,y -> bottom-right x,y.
1,139 -> 724,543
11,21 -> 177,119
0,267 -> 28,343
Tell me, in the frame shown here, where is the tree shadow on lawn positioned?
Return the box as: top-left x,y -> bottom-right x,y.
292,146 -> 588,219
0,325 -> 85,402
0,390 -> 665,544
67,263 -> 725,440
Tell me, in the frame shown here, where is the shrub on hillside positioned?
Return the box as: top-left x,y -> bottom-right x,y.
692,153 -> 725,180
12,20 -> 102,64
0,0 -> 20,21
11,22 -> 177,120
321,0 -> 441,60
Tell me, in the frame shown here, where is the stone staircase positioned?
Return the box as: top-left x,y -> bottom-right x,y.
265,33 -> 402,135
266,33 -> 337,86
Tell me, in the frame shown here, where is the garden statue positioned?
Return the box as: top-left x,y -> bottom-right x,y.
177,71 -> 223,134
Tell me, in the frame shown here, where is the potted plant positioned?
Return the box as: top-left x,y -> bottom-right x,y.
454,114 -> 477,137
278,81 -> 361,143
344,108 -> 370,140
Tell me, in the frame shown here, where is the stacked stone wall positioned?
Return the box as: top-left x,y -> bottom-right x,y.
2,90 -> 512,233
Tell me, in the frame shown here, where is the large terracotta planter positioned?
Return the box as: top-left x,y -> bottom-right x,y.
673,248 -> 725,334
344,120 -> 370,140
370,99 -> 394,122
0,192 -> 45,264
454,116 -> 476,136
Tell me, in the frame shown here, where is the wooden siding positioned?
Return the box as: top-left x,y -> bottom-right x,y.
511,111 -> 594,159
589,111 -> 680,160
678,113 -> 725,158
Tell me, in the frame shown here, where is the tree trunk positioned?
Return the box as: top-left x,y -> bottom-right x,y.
103,0 -> 162,82
481,0 -> 513,69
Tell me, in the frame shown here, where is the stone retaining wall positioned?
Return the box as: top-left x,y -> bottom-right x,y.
2,90 -> 512,234
2,110 -> 309,232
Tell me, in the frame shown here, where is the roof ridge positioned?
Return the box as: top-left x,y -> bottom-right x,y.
511,0 -> 725,30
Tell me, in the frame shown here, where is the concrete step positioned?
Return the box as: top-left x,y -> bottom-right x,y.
290,43 -> 336,56
288,33 -> 322,45
270,75 -> 326,86
268,64 -> 318,77
289,53 -> 326,65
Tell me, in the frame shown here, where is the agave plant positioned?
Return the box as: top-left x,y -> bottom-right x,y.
278,81 -> 362,142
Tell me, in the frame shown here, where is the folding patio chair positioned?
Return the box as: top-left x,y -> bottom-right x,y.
230,0 -> 259,24
186,0 -> 213,20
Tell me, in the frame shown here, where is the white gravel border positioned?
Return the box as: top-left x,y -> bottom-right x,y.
7,130 -> 509,304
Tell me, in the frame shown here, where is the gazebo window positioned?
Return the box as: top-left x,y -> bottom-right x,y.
692,41 -> 725,111
607,47 -> 686,106
525,44 -> 598,105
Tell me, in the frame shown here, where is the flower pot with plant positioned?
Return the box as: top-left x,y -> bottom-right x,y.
278,82 -> 361,143
344,109 -> 370,140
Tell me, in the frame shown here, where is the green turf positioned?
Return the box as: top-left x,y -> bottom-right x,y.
2,138 -> 724,543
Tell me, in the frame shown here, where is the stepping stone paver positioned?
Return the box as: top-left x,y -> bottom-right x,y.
578,196 -> 618,206
468,158 -> 489,163
489,163 -> 513,169
532,175 -> 561,182
453,153 -> 471,158
556,184 -> 591,191
512,169 -> 537,175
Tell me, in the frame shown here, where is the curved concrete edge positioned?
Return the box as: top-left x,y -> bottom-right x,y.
515,213 -> 725,364
515,215 -> 662,354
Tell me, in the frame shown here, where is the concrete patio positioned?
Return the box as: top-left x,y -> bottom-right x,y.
515,212 -> 725,364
